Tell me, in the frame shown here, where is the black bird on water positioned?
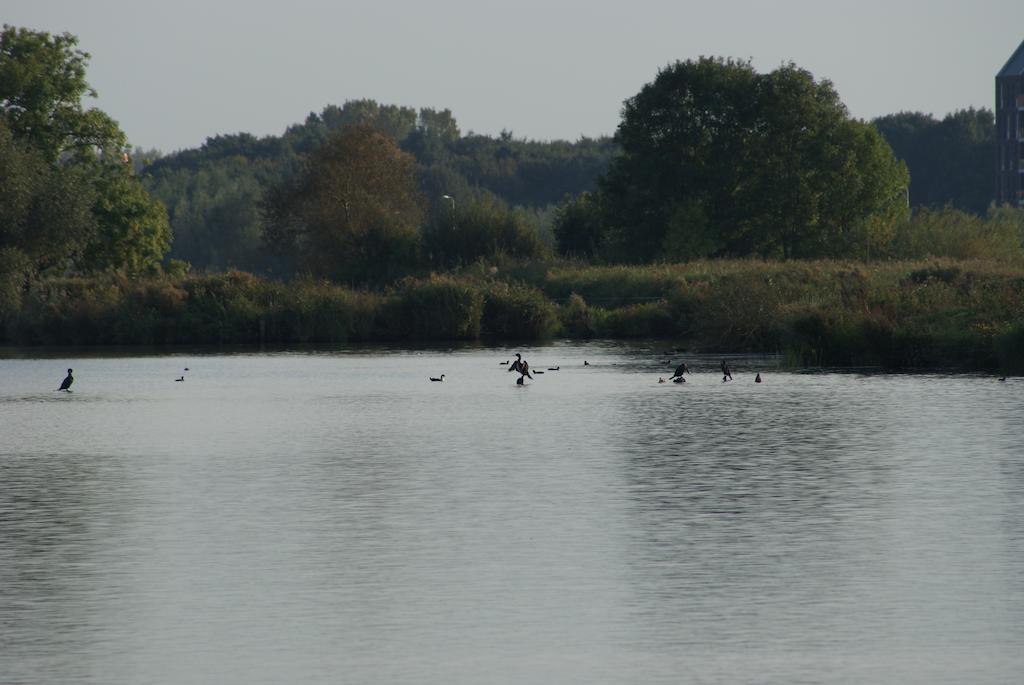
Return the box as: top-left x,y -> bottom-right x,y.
430,374 -> 445,382
58,369 -> 74,392
175,376 -> 185,382
669,361 -> 690,381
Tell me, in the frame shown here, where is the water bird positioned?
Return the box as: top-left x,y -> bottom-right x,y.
58,368 -> 74,392
998,376 -> 1007,381
175,376 -> 185,382
584,360 -> 590,366
721,360 -> 733,382
658,377 -> 666,383
184,367 -> 190,371
669,361 -> 690,380
534,370 -> 545,375
500,360 -> 509,365
755,373 -> 762,383
547,367 -> 560,371
430,374 -> 445,382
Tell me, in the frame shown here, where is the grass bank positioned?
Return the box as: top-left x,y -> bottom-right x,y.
2,260 -> 1022,372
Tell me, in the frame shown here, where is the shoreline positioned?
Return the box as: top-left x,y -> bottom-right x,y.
2,258 -> 1022,373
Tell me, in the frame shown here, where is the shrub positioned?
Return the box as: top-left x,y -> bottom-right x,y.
481,282 -> 559,339
381,275 -> 484,340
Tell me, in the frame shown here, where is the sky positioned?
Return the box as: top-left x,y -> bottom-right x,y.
6,0 -> 1024,152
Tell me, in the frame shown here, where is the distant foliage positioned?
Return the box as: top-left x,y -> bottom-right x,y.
599,58 -> 909,262
480,282 -> 559,339
890,206 -> 1024,261
422,195 -> 549,268
263,125 -> 425,283
4,261 -> 1021,372
141,100 -> 615,276
873,109 -> 995,214
553,191 -> 605,258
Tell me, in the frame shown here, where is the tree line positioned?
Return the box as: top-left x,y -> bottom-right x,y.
141,68 -> 1013,276
1,25 -> 1019,297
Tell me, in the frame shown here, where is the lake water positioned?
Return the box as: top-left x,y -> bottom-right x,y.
2,342 -> 1022,684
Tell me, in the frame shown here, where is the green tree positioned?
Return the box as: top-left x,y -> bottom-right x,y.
553,191 -> 606,258
873,108 -> 995,214
264,125 -> 425,283
0,25 -> 125,161
422,195 -> 547,268
82,165 -> 171,274
601,58 -> 908,261
1,26 -> 171,275
0,121 -> 97,272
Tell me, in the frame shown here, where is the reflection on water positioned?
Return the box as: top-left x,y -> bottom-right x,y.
1,344 -> 1023,684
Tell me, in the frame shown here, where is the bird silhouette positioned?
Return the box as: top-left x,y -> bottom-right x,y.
669,361 -> 690,380
175,376 -> 185,382
430,374 -> 445,382
58,368 -> 74,392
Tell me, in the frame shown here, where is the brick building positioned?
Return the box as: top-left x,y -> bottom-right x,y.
996,39 -> 1024,207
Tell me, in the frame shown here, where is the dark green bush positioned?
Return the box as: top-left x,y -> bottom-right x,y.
481,282 -> 559,339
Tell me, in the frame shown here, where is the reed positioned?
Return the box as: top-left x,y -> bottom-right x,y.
1,258 -> 1021,372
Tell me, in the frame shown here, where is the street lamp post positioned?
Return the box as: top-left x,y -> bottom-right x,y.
442,194 -> 455,230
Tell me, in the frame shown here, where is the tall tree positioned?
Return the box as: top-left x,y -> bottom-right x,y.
264,125 -> 424,282
873,108 -> 995,214
0,24 -> 125,160
0,26 -> 170,274
82,165 -> 171,274
0,121 -> 97,272
600,58 -> 908,261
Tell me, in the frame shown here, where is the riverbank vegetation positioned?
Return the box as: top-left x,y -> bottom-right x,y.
1,26 -> 1022,372
2,259 -> 1021,373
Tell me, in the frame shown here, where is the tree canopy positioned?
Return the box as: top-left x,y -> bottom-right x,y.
599,58 -> 909,261
872,108 -> 995,214
0,24 -> 125,161
0,26 -> 169,276
0,121 -> 97,272
263,125 -> 425,282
